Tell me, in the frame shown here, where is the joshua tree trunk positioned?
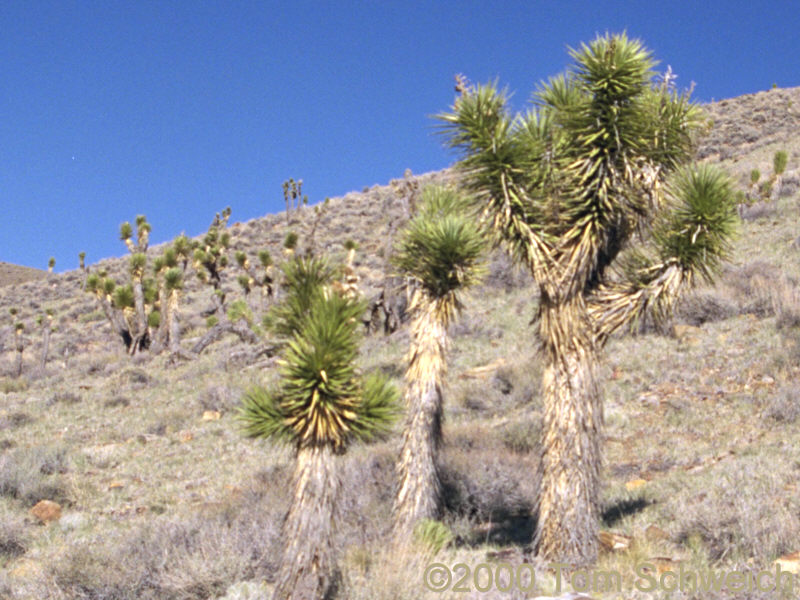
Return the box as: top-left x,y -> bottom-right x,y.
131,279 -> 148,354
393,300 -> 447,537
40,321 -> 51,370
13,333 -> 24,378
534,296 -> 602,565
273,444 -> 340,600
167,290 -> 181,354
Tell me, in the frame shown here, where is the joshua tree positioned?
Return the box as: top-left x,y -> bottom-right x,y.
772,150 -> 788,199
235,249 -> 274,312
282,178 -> 308,226
241,256 -> 398,600
391,185 -> 485,538
119,215 -> 152,353
37,309 -> 55,370
78,251 -> 88,290
437,33 -> 737,564
749,168 -> 761,202
193,210 -> 232,316
47,257 -> 55,274
8,309 -> 24,378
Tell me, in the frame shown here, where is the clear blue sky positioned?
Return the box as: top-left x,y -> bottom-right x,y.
2,1 -> 796,271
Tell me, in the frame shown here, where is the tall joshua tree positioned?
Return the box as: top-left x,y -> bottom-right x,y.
391,186 -> 485,537
241,256 -> 398,600
119,215 -> 152,353
437,33 -> 737,564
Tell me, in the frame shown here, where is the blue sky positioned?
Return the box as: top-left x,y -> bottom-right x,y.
1,1 -> 796,271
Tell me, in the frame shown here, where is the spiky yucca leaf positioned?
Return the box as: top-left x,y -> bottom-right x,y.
236,273 -> 252,293
129,253 -> 146,276
258,249 -> 273,268
164,267 -> 183,291
119,222 -> 133,241
235,250 -> 248,267
241,291 -> 398,449
392,186 -> 485,301
112,285 -> 135,309
268,256 -> 333,338
654,164 -> 737,283
148,310 -> 161,328
228,299 -> 254,326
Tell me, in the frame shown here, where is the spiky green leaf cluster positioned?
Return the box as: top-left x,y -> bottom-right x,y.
258,249 -> 273,268
227,299 -> 254,326
164,267 -> 183,291
393,186 -> 486,300
241,290 -> 398,449
267,256 -> 334,337
112,284 -> 135,309
653,164 -> 738,283
437,33 -> 710,297
119,222 -> 133,241
774,150 -> 788,176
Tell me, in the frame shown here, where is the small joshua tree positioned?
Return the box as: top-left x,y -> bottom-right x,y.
193,210 -> 232,316
282,178 -> 308,226
37,309 -> 55,370
47,257 -> 55,274
241,256 -> 398,600
438,33 -> 737,563
119,215 -> 152,353
391,186 -> 485,537
78,251 -> 88,290
8,309 -> 24,378
772,150 -> 788,199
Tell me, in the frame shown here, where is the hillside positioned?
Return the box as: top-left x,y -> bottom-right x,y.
1,88 -> 800,599
0,263 -> 46,288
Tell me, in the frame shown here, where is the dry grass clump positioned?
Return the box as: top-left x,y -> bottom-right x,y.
0,446 -> 70,505
50,488 -> 283,600
672,456 -> 800,563
771,276 -> 800,329
762,384 -> 800,423
0,505 -> 28,561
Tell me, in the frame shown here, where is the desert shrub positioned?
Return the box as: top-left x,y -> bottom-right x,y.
720,261 -> 781,317
0,378 -> 28,394
500,416 -> 542,455
739,201 -> 776,221
49,391 -> 82,405
0,506 -> 28,559
440,445 -> 538,524
104,395 -> 130,408
413,519 -> 453,553
52,489 -> 282,600
762,385 -> 800,423
0,412 -> 35,431
675,290 -> 739,325
771,277 -> 800,329
0,446 -> 70,505
673,457 -> 800,562
779,173 -> 800,198
197,385 -> 239,414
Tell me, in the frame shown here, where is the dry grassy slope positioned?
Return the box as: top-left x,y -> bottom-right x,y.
1,89 -> 800,600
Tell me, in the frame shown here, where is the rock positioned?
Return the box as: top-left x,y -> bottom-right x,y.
218,580 -> 272,600
645,524 -> 670,542
673,324 -> 702,346
58,512 -> 88,532
202,410 -> 221,421
598,531 -> 632,551
459,357 -> 506,379
179,431 -> 193,443
30,500 -> 61,524
625,478 -> 648,491
775,551 -> 800,574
